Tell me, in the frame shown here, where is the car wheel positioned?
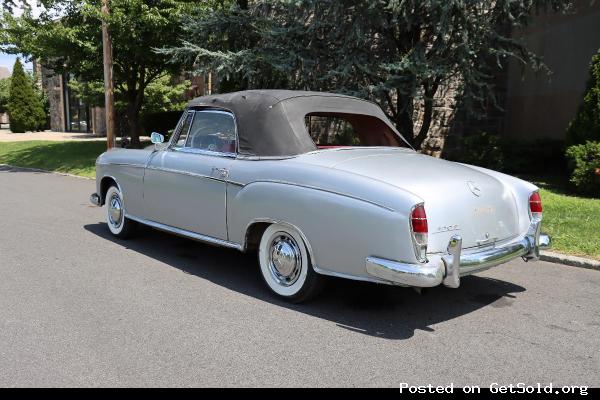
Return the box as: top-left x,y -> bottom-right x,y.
105,185 -> 137,239
258,223 -> 325,302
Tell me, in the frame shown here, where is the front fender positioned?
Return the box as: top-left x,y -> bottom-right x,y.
95,149 -> 151,217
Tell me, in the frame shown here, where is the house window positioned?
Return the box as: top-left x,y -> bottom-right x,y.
63,73 -> 90,133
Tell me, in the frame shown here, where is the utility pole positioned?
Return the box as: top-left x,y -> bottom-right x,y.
101,0 -> 116,150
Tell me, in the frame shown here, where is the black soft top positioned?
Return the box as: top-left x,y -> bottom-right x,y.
187,90 -> 405,157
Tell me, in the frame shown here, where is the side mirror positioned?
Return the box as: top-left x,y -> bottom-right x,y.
150,132 -> 165,144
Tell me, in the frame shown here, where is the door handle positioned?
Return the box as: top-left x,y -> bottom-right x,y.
211,167 -> 229,179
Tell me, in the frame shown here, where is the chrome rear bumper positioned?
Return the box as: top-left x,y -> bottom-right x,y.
366,220 -> 550,288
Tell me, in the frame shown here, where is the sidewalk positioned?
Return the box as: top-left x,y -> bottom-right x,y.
0,129 -> 106,142
0,129 -> 151,143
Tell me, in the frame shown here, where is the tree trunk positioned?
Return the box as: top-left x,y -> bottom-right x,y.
396,92 -> 415,148
126,88 -> 144,148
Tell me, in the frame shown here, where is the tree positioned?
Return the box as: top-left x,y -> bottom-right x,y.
163,0 -> 570,150
566,47 -> 600,145
0,76 -> 9,114
1,0 -> 191,146
7,58 -> 45,132
140,74 -> 190,115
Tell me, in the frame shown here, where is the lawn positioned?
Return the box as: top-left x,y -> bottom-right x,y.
537,185 -> 600,261
0,140 -> 108,178
0,140 -> 598,260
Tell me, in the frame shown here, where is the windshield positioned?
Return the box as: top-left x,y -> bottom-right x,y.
305,112 -> 405,148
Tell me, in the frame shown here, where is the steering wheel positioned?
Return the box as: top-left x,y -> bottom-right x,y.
196,134 -> 219,151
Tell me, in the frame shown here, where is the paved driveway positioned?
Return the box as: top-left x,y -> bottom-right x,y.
0,129 -> 149,142
0,166 -> 598,387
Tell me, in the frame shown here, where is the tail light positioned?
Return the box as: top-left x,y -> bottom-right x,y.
410,204 -> 428,262
529,191 -> 543,221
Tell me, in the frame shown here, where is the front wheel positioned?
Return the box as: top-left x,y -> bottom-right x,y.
258,223 -> 325,303
105,185 -> 137,239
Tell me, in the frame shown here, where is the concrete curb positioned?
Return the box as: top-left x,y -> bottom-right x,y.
540,250 -> 600,271
0,164 -> 94,180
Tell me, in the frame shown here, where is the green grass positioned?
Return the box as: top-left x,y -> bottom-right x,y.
0,140 -> 598,260
538,186 -> 600,261
0,140 -> 107,178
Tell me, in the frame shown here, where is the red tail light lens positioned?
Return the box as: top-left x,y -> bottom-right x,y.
410,204 -> 428,262
411,205 -> 428,233
529,191 -> 542,220
529,192 -> 542,213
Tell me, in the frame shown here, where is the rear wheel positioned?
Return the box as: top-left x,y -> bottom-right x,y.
105,185 -> 137,239
258,223 -> 325,302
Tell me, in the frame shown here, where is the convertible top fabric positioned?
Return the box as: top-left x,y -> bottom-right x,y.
187,90 -> 405,157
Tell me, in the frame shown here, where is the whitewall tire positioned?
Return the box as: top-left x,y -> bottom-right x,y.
258,223 -> 325,302
105,185 -> 137,239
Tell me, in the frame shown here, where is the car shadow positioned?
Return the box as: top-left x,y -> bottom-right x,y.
84,223 -> 526,340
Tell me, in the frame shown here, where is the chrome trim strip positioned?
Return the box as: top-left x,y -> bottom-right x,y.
227,180 -> 245,187
125,213 -> 243,250
236,155 -> 298,161
172,147 -> 237,158
169,110 -> 195,149
145,165 -> 227,183
97,162 -> 145,169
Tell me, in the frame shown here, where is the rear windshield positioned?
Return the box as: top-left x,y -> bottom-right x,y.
305,113 -> 404,147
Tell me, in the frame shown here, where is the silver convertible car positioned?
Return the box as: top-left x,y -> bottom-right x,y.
91,90 -> 550,302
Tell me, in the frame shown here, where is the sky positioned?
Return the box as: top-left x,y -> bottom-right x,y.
0,53 -> 32,73
0,0 -> 43,74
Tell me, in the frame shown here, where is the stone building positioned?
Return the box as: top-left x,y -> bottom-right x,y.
0,66 -> 9,79
0,66 -> 10,128
38,64 -> 106,135
439,0 -> 600,154
502,0 -> 600,142
39,64 -> 213,136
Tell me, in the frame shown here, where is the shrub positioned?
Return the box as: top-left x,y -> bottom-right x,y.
565,141 -> 600,197
502,139 -> 566,174
566,48 -> 600,145
7,59 -> 46,133
446,131 -> 566,175
449,131 -> 505,171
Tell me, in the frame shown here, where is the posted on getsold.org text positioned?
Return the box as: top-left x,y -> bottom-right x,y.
399,382 -> 589,395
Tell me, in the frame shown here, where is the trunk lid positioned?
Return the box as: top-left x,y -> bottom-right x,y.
295,148 -> 521,253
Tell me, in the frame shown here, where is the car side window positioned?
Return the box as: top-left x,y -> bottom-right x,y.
184,110 -> 237,154
305,113 -> 403,147
172,111 -> 194,148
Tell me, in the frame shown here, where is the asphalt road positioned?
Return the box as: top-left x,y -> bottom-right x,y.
1,166 -> 599,388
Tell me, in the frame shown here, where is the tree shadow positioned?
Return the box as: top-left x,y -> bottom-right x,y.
0,164 -> 51,174
84,223 -> 526,340
0,141 -> 105,175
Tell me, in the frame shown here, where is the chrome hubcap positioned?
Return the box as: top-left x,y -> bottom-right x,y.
268,233 -> 302,286
108,193 -> 123,228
